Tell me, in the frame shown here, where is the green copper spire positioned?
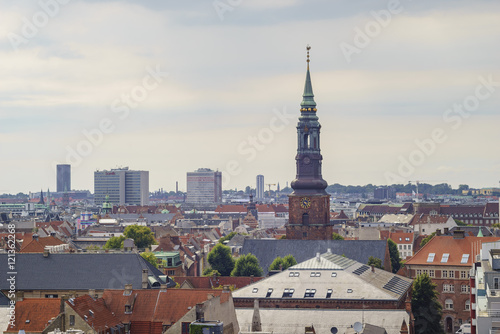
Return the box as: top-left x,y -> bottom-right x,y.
300,45 -> 317,110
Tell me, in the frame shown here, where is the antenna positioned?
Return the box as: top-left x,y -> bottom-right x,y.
353,322 -> 363,333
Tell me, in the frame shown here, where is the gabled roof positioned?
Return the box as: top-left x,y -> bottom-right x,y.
233,251 -> 412,301
0,253 -> 164,290
241,239 -> 389,275
67,295 -> 122,332
4,298 -> 60,333
102,289 -> 229,325
410,214 -> 451,225
405,235 -> 500,267
19,236 -> 66,253
389,232 -> 414,245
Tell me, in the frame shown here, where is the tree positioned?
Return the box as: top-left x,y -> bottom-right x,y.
332,232 -> 344,240
455,219 -> 467,226
387,239 -> 401,273
207,243 -> 235,276
219,232 -> 237,244
231,253 -> 263,277
412,273 -> 444,334
123,225 -> 156,249
367,256 -> 383,269
269,254 -> 297,271
141,252 -> 159,268
420,232 -> 436,247
104,235 -> 125,249
202,268 -> 221,277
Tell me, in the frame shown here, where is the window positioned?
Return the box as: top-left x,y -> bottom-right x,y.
403,245 -> 407,250
282,288 -> 295,298
465,300 -> 470,311
70,315 -> 75,326
266,288 -> 273,298
445,298 -> 453,310
45,294 -> 58,298
443,284 -> 455,293
494,277 -> 500,290
252,288 -> 258,293
399,245 -> 402,250
429,270 -> 435,278
449,270 -> 455,278
347,289 -> 353,293
461,254 -> 470,264
427,253 -> 435,263
460,271 -> 467,279
294,272 -> 300,277
442,270 -> 448,278
441,253 -> 450,263
423,269 -> 428,275
310,272 -> 321,277
181,322 -> 190,334
408,245 -> 412,250
461,285 -> 470,293
289,272 -> 294,277
326,289 -> 333,298
304,289 -> 316,298
331,272 -> 337,277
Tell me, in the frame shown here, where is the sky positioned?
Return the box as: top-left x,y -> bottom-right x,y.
0,0 -> 499,194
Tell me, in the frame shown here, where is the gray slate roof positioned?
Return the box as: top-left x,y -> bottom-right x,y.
241,239 -> 388,275
0,253 -> 167,290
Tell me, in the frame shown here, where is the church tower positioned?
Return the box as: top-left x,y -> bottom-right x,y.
286,46 -> 332,240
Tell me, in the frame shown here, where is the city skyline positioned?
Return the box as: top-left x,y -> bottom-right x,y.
1,0 -> 499,194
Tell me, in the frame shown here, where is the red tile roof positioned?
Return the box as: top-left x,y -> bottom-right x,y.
67,295 -> 122,332
20,236 -> 66,253
4,298 -> 60,333
102,289 -> 228,325
389,232 -> 414,244
405,235 -> 500,267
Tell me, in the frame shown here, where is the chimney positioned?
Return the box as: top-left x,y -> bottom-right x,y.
327,248 -> 332,254
195,303 -> 204,321
316,253 -> 321,262
16,291 -> 24,302
142,269 -> 148,289
43,249 -> 49,258
207,293 -> 214,300
250,275 -> 254,283
279,264 -> 283,272
453,230 -> 465,239
33,234 -> 39,241
160,284 -> 167,292
436,229 -> 441,236
222,285 -> 230,292
124,284 -> 133,296
89,289 -> 96,299
444,227 -> 449,234
371,265 -> 375,273
251,299 -> 262,332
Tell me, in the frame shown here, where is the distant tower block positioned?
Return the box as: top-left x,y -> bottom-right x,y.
56,164 -> 71,192
256,175 -> 264,200
286,46 -> 332,240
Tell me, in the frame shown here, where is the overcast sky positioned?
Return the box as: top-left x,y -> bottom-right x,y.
1,0 -> 499,194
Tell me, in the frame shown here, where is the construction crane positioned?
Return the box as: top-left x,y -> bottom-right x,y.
265,183 -> 276,197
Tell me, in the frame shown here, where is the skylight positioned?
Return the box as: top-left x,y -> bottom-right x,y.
461,254 -> 470,264
427,253 -> 435,263
441,253 -> 450,263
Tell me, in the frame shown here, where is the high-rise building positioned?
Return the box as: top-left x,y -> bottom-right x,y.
94,167 -> 149,206
256,175 -> 264,199
186,168 -> 222,204
286,46 -> 332,240
56,164 -> 71,192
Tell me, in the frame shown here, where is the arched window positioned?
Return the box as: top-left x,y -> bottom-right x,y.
445,299 -> 453,310
303,134 -> 309,149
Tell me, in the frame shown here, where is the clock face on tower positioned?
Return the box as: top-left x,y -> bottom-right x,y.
300,197 -> 311,209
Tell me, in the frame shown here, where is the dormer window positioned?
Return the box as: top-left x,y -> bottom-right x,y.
125,305 -> 131,313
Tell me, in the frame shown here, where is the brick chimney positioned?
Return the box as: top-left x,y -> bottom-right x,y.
43,248 -> 49,258
142,269 -> 148,289
124,284 -> 133,296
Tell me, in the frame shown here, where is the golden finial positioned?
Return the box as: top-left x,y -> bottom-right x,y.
306,45 -> 311,68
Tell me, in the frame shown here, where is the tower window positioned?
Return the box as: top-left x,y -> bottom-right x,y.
302,213 -> 309,225
303,134 -> 309,149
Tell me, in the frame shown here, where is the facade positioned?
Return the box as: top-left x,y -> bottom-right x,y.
56,164 -> 71,192
471,241 -> 500,334
404,232 -> 500,333
94,167 -> 149,206
286,47 -> 332,240
256,174 -> 264,200
186,168 -> 222,204
389,232 -> 415,259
